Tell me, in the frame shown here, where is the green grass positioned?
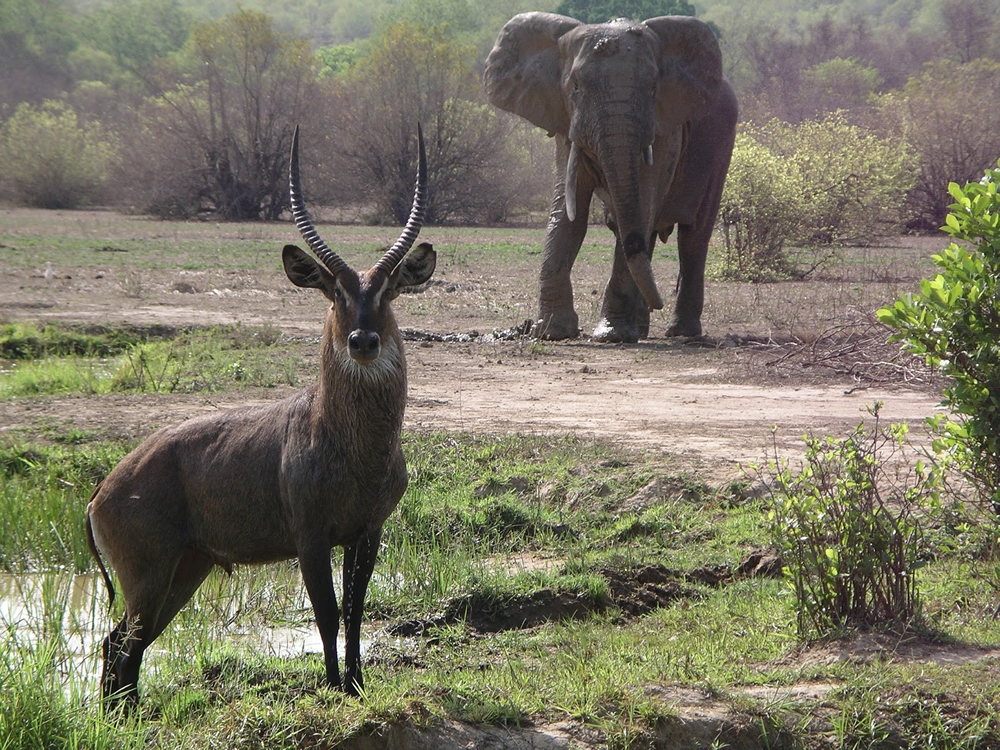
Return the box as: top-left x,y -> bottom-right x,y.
1,431 -> 999,747
0,322 -> 297,397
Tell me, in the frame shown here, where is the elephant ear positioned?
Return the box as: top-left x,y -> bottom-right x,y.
644,16 -> 724,127
484,12 -> 581,136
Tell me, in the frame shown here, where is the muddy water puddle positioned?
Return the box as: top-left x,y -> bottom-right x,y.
0,571 -> 365,688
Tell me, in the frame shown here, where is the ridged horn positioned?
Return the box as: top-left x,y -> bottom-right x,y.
374,124 -> 427,274
289,125 -> 348,276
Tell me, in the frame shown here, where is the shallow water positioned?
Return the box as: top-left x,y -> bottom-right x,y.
0,570 -> 364,690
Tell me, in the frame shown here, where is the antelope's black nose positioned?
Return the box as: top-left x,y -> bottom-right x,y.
348,330 -> 381,361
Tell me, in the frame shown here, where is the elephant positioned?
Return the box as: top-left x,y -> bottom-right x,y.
484,12 -> 737,342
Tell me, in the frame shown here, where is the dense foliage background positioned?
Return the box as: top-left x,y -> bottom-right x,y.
1,0 -> 998,233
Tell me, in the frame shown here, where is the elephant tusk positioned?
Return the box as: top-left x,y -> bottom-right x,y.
643,144 -> 653,166
565,141 -> 580,223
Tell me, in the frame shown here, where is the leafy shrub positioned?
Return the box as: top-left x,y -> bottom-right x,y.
763,406 -> 936,638
716,127 -> 805,281
771,114 -> 914,246
716,115 -> 912,281
878,163 -> 1000,514
0,100 -> 115,209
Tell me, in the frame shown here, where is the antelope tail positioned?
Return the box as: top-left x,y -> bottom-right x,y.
86,486 -> 116,613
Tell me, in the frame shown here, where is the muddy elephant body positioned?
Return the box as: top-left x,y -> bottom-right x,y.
485,13 -> 737,341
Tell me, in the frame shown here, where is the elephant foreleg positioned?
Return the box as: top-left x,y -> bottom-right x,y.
593,232 -> 652,343
534,137 -> 593,340
668,223 -> 710,338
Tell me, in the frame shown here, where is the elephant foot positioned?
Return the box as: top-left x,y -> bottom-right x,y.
665,319 -> 703,338
592,318 -> 644,343
532,311 -> 580,340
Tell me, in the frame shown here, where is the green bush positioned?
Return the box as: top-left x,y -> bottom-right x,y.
773,114 -> 914,246
716,127 -> 805,281
0,100 -> 116,209
878,162 -> 1000,514
763,406 -> 936,638
716,115 -> 913,281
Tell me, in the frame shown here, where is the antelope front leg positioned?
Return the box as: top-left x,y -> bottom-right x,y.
342,530 -> 381,696
298,542 -> 342,689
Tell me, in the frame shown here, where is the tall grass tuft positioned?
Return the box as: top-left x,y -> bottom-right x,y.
0,576 -> 146,749
0,442 -> 127,572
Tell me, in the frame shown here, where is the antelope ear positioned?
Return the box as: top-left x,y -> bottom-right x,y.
283,244 -> 336,295
484,12 -> 580,136
644,16 -> 724,127
388,242 -> 436,299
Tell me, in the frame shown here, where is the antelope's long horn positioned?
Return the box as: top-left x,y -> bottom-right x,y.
289,125 -> 348,276
375,124 -> 427,274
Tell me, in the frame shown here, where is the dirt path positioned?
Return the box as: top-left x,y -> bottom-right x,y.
405,337 -> 938,479
0,253 -> 941,482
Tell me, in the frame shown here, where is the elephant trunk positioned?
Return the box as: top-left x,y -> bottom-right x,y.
624,233 -> 664,310
594,126 -> 664,311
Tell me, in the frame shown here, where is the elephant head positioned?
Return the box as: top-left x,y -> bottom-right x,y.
485,12 -> 730,336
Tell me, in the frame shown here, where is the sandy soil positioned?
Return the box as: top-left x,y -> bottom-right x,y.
0,231 -> 942,484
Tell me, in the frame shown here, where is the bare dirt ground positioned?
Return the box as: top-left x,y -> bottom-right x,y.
0,216 -> 943,483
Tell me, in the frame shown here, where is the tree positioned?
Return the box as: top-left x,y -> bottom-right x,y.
0,0 -> 77,108
112,10 -> 317,219
799,57 -> 882,118
78,0 -> 191,78
940,0 -> 997,63
329,21 -> 550,224
553,0 -> 695,23
878,58 -> 1000,230
0,100 -> 115,208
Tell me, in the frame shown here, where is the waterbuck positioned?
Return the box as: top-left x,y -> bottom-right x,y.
86,125 -> 435,706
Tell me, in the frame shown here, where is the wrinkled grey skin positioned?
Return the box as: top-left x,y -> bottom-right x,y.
485,13 -> 737,341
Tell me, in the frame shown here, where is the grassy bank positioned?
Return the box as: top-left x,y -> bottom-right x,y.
0,429 -> 999,748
